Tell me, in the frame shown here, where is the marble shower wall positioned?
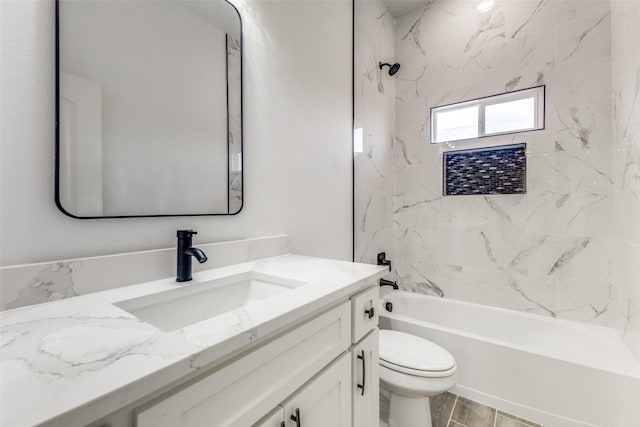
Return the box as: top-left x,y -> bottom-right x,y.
611,0 -> 640,358
354,0 -> 396,273
392,0 -> 630,328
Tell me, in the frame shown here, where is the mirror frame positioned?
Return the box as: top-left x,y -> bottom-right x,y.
54,0 -> 244,219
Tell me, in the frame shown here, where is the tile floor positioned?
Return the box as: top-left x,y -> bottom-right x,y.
431,393 -> 542,427
381,392 -> 542,427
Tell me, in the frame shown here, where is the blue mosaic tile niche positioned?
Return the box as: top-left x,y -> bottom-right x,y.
443,143 -> 527,196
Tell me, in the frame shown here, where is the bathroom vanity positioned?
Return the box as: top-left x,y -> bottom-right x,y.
0,255 -> 386,427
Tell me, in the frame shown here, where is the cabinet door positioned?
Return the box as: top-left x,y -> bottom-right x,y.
253,406 -> 285,427
352,329 -> 379,427
282,353 -> 351,427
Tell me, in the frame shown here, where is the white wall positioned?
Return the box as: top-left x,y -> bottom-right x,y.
0,0 -> 352,266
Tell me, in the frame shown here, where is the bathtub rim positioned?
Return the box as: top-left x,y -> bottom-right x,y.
380,290 -> 640,379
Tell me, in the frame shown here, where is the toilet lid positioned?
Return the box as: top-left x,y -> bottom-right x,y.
379,330 -> 455,372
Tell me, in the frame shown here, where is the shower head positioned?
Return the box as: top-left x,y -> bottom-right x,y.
379,62 -> 401,76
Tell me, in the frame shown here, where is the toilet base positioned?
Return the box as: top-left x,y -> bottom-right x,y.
388,392 -> 432,427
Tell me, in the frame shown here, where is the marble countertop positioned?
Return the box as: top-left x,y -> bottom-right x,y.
0,254 -> 387,427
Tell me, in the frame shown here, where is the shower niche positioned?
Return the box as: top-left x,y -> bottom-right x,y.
443,143 -> 527,196
55,0 -> 243,218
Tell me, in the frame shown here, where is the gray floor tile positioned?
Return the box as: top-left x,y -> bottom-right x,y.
495,414 -> 528,427
450,397 -> 496,427
379,391 -> 542,427
431,392 -> 457,427
497,411 -> 541,427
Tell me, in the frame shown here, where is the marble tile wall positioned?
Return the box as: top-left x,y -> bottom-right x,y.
0,235 -> 290,311
392,0 -> 632,330
354,0 -> 396,275
611,0 -> 640,359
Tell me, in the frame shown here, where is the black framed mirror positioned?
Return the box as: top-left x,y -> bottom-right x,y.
55,0 -> 243,218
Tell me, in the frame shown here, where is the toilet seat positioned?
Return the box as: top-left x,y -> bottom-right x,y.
379,330 -> 456,378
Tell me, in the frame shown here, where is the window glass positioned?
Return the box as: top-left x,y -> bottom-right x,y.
434,106 -> 479,143
485,97 -> 535,134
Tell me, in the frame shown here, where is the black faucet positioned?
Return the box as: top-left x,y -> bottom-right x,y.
377,252 -> 397,289
380,278 -> 399,289
176,230 -> 208,282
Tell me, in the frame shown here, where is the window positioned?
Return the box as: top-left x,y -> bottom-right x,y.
430,86 -> 544,144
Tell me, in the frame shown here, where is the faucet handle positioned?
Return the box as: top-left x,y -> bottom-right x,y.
377,252 -> 391,271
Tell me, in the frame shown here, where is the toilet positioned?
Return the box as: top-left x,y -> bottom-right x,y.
379,329 -> 458,427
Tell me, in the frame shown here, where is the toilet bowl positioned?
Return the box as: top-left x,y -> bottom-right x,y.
379,329 -> 457,427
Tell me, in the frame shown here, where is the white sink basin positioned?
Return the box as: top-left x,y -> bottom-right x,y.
114,272 -> 305,332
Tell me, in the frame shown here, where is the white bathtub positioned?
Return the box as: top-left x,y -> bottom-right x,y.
378,290 -> 640,427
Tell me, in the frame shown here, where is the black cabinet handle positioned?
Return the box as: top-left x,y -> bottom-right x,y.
365,307 -> 375,319
291,408 -> 301,427
356,349 -> 366,396
280,422 -> 285,427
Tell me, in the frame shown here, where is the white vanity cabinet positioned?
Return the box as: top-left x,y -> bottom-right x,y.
1,255 -> 389,427
135,303 -> 351,427
254,354 -> 351,427
253,286 -> 380,427
107,285 -> 379,427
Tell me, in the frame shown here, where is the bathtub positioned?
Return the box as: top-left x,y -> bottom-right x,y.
378,290 -> 640,427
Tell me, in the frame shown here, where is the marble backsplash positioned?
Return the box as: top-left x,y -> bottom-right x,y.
0,235 -> 290,311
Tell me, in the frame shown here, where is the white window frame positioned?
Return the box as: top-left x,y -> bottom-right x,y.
430,86 -> 545,144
